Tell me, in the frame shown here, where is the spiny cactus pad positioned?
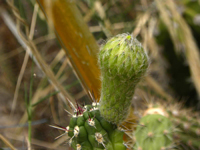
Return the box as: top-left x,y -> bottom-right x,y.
134,114 -> 173,150
53,103 -> 126,150
99,33 -> 149,124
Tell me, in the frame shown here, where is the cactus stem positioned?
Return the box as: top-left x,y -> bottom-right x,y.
52,103 -> 127,149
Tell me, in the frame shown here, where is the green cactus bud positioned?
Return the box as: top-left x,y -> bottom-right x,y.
99,33 -> 149,124
134,114 -> 173,150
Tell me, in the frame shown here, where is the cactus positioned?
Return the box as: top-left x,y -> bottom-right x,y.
134,114 -> 174,150
49,32 -> 200,149
98,33 -> 149,124
135,101 -> 200,149
50,33 -> 150,150
51,103 -> 126,150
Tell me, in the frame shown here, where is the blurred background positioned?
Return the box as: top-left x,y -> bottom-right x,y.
0,0 -> 200,149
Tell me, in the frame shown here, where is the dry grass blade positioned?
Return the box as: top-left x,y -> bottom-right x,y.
156,0 -> 200,97
89,22 -> 134,33
155,0 -> 180,51
50,49 -> 66,68
55,58 -> 69,78
0,134 -> 17,150
0,7 -> 27,49
25,135 -> 31,150
132,11 -> 150,37
11,51 -> 29,115
11,3 -> 39,116
50,96 -> 60,126
6,0 -> 76,111
94,0 -> 113,37
16,55 -> 71,133
5,132 -> 66,150
145,17 -> 159,58
145,76 -> 173,101
0,33 -> 55,62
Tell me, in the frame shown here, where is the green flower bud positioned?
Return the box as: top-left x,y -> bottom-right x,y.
99,33 -> 149,124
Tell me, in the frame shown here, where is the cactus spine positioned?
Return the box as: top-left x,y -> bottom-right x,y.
99,33 -> 149,124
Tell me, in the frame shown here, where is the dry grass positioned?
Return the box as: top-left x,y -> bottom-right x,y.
156,0 -> 200,98
0,0 -> 200,149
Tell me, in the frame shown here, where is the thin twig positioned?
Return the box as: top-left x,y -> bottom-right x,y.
11,3 -> 39,116
0,134 -> 17,150
6,0 -> 76,111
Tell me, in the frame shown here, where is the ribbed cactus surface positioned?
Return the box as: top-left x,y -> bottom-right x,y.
99,33 -> 149,124
66,103 -> 126,150
134,114 -> 173,150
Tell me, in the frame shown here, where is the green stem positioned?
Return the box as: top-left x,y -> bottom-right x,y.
28,120 -> 32,144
